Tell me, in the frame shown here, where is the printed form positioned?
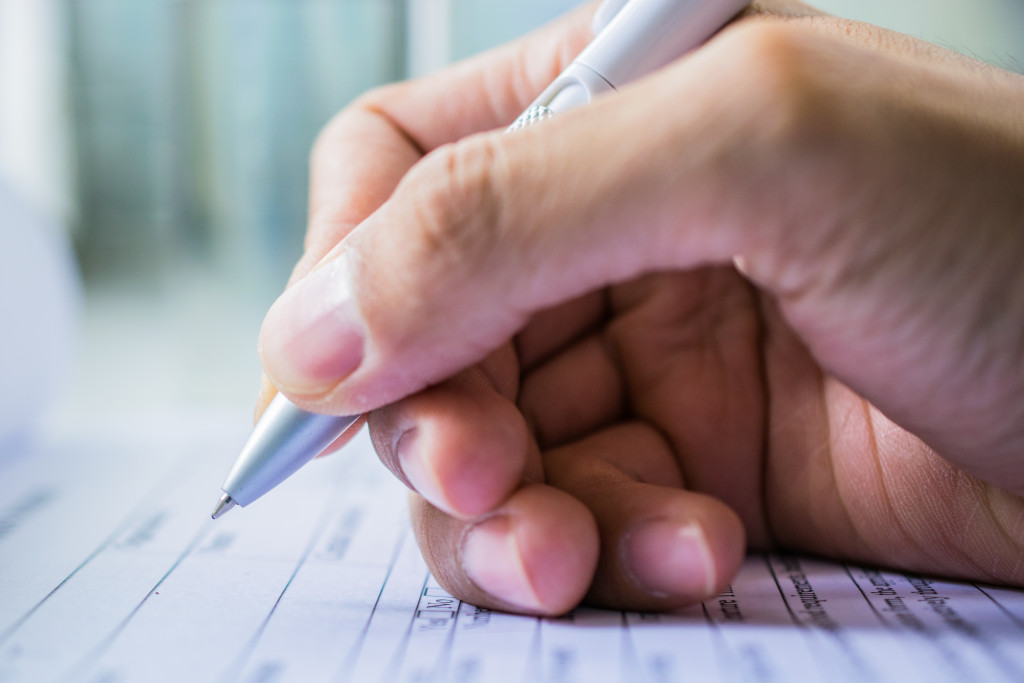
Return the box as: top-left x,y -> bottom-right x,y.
1,414 -> 1023,683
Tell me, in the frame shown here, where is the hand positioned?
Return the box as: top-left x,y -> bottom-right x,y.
257,0 -> 1024,614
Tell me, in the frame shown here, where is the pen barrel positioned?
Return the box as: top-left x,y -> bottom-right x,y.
577,0 -> 750,89
512,0 -> 751,128
221,393 -> 359,506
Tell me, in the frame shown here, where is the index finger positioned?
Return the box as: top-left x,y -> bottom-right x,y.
256,5 -> 596,418
295,4 -> 597,283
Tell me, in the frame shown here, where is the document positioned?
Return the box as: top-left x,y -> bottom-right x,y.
1,412 -> 1023,683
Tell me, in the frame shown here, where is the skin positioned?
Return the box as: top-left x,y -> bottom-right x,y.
254,1 -> 1024,615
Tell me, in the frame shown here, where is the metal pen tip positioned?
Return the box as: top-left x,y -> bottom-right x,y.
211,494 -> 237,520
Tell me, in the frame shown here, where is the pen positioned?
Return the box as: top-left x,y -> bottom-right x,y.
212,0 -> 752,520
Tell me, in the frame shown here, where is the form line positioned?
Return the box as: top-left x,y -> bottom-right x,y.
219,485 -> 346,682
61,522 -> 214,682
0,452 -> 200,647
974,583 -> 1024,631
334,526 -> 409,683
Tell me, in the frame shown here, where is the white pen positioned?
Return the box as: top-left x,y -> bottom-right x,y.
212,0 -> 752,519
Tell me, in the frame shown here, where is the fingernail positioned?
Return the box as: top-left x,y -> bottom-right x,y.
259,256 -> 365,395
462,516 -> 543,612
395,428 -> 449,512
623,520 -> 716,598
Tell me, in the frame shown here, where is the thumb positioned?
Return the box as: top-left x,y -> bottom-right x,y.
256,27 -> 785,413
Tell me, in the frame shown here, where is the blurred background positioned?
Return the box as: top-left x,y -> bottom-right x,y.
0,0 -> 1022,439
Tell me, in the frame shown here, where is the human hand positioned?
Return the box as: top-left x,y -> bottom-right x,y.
257,0 -> 1024,614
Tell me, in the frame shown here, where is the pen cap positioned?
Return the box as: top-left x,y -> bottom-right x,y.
578,0 -> 751,88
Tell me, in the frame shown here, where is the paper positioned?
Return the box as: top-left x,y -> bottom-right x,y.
2,414 -> 1023,683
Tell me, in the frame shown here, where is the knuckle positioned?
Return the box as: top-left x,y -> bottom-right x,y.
720,22 -> 850,154
312,81 -> 403,161
701,22 -> 865,286
403,135 -> 511,275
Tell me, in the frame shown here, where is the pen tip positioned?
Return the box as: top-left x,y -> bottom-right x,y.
211,494 -> 237,520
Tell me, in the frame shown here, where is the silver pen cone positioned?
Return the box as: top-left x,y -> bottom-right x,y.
211,494 -> 237,520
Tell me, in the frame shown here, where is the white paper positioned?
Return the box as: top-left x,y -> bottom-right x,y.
2,417 -> 1023,683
